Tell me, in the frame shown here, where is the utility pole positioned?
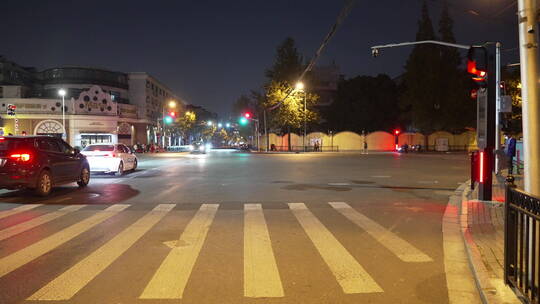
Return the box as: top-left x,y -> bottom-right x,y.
517,0 -> 540,195
495,42 -> 502,173
264,110 -> 268,152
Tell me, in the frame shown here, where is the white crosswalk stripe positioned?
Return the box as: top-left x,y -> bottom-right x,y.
28,204 -> 175,301
288,203 -> 383,294
0,204 -> 129,278
244,204 -> 284,297
0,201 -> 436,300
0,205 -> 85,241
0,204 -> 42,220
140,204 -> 219,299
329,202 -> 432,262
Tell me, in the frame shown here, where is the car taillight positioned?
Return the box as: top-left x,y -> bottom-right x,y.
105,153 -> 115,157
10,153 -> 31,162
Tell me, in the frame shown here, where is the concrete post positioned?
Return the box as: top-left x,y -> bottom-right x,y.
517,0 -> 540,195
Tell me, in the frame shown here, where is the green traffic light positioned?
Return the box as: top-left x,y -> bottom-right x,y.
239,117 -> 248,125
164,116 -> 174,124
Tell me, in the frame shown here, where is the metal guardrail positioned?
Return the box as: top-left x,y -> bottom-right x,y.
269,145 -> 339,152
505,177 -> 540,304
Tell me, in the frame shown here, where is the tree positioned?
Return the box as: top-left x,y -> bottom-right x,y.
176,110 -> 196,144
325,74 -> 400,132
437,1 -> 475,131
263,81 -> 318,131
401,1 -> 442,132
502,67 -> 522,134
263,37 -> 320,150
265,37 -> 303,83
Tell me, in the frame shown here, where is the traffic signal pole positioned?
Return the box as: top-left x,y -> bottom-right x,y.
517,0 -> 540,195
479,47 -> 497,201
495,42 -> 502,173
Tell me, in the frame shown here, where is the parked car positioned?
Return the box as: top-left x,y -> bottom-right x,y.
81,143 -> 137,175
0,136 -> 90,196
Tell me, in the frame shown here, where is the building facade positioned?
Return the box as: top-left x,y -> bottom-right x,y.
0,58 -> 183,148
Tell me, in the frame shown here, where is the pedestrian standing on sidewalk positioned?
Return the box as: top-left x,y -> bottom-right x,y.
505,134 -> 517,175
363,141 -> 368,154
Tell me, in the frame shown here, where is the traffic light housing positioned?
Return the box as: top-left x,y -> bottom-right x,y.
467,46 -> 488,88
168,111 -> 176,118
243,112 -> 251,119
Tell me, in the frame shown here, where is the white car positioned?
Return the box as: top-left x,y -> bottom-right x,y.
81,144 -> 137,176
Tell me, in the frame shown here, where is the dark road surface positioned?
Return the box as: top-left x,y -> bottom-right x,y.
0,150 -> 472,304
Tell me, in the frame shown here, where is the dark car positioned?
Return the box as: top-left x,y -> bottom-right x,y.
190,142 -> 207,154
0,136 -> 90,196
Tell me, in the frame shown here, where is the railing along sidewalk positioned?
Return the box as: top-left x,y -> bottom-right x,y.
505,176 -> 540,303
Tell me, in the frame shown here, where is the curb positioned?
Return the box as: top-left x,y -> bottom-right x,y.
443,182 -> 483,304
457,181 -> 522,304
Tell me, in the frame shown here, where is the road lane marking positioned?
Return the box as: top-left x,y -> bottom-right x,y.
0,205 -> 85,241
0,204 -> 129,278
329,202 -> 432,262
0,204 -> 43,220
371,175 -> 391,178
244,204 -> 284,298
328,183 -> 350,186
288,203 -> 382,294
28,204 -> 175,301
140,204 -> 219,299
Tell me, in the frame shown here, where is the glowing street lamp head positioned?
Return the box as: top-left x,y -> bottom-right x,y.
207,121 -> 213,126
295,82 -> 305,91
218,123 -> 223,128
168,100 -> 177,108
58,89 -> 66,97
226,123 -> 231,128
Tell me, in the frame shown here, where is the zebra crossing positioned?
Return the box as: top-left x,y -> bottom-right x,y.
0,201 -> 434,302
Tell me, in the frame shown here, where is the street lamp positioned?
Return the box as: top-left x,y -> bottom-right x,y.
207,121 -> 213,126
296,82 -> 307,151
226,123 -> 231,128
58,89 -> 66,138
168,100 -> 177,108
218,123 -> 223,128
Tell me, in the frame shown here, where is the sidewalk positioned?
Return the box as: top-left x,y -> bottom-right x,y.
459,172 -> 524,304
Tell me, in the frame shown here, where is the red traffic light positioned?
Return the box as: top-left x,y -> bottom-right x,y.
467,46 -> 487,87
470,89 -> 478,99
394,129 -> 400,135
168,111 -> 176,117
243,112 -> 251,119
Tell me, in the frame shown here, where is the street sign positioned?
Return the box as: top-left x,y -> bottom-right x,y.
500,95 -> 512,113
477,88 -> 488,149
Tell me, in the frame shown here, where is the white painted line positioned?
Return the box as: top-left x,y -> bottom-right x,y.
29,204 -> 175,301
371,175 -> 391,178
140,204 -> 219,299
442,187 -> 482,304
0,205 -> 85,241
329,202 -> 432,262
288,203 -> 382,294
244,204 -> 284,298
328,183 -> 350,186
418,180 -> 439,184
0,204 -> 129,278
0,204 -> 43,220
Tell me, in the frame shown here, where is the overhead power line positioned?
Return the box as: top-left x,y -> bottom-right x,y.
268,0 -> 357,111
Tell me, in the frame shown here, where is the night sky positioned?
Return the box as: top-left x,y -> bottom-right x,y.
3,0 -> 518,117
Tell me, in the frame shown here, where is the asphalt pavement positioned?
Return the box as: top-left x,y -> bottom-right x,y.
0,150 -> 473,303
